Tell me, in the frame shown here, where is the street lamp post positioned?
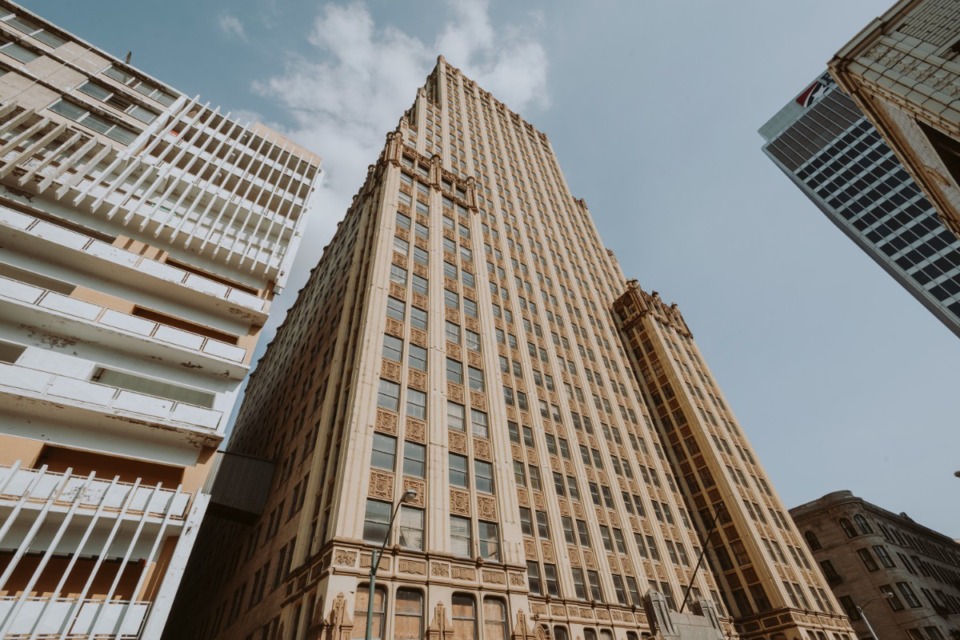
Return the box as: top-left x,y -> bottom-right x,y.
365,488 -> 418,640
856,592 -> 894,640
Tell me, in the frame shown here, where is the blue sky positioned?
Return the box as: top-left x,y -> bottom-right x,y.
23,0 -> 960,535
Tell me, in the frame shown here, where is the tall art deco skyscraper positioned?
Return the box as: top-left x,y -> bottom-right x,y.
169,58 -> 853,640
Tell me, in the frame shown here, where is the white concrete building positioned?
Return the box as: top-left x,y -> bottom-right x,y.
0,1 -> 321,637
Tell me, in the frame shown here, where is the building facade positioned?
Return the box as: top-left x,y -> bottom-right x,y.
760,72 -> 960,338
0,1 -> 321,637
167,58 -> 852,640
791,492 -> 960,640
828,0 -> 960,238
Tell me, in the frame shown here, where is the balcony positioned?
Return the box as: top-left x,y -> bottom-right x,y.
0,360 -> 223,442
0,597 -> 148,638
0,274 -> 248,379
0,203 -> 269,324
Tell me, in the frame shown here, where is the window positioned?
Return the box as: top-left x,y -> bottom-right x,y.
479,521 -> 500,561
447,402 -> 465,431
879,585 -> 904,611
451,595 -> 477,640
446,358 -> 463,384
561,516 -> 576,545
382,334 -> 403,361
465,329 -> 481,352
386,297 -> 405,320
390,264 -> 408,285
839,518 -> 857,538
470,410 -> 489,438
858,548 -> 879,572
5,16 -> 65,48
898,582 -> 922,608
0,35 -> 38,63
403,442 -> 425,477
399,506 -> 424,550
50,99 -> 139,144
395,589 -> 423,640
352,586 -> 386,640
451,516 -> 472,558
371,433 -> 396,470
527,562 -> 542,595
104,65 -> 176,105
406,388 -> 427,419
406,344 -> 427,371
483,598 -> 508,640
587,570 -> 604,602
854,514 -> 873,535
468,367 -> 484,391
519,507 -> 533,536
475,460 -> 494,493
412,274 -> 428,295
577,520 -> 591,547
446,321 -> 461,343
449,454 -> 468,488
544,564 -> 561,596
873,545 -> 895,568
363,500 -> 391,543
536,511 -> 550,539
411,307 -> 428,330
377,379 -> 400,411
572,567 -> 587,599
804,530 -> 821,550
838,595 -> 861,620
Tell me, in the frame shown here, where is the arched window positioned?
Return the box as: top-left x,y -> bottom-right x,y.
627,633 -> 640,640
452,594 -> 477,640
804,530 -> 822,551
600,630 -> 615,640
395,589 -> 423,639
352,586 -> 386,640
839,518 -> 857,538
854,515 -> 873,535
584,630 -> 598,640
482,597 -> 508,640
554,626 -> 571,640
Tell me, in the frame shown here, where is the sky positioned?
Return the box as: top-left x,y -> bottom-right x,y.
22,1 -> 960,536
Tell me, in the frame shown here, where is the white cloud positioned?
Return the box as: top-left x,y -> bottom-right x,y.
218,14 -> 247,41
236,0 -> 548,393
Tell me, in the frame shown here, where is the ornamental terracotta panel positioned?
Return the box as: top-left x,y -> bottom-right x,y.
447,383 -> 464,403
391,252 -> 407,267
506,406 -> 517,420
607,554 -> 618,570
409,328 -> 427,348
375,409 -> 398,435
442,228 -> 455,241
408,370 -> 426,391
414,236 -> 428,251
448,430 -> 467,454
416,214 -> 429,227
385,317 -> 404,338
446,342 -> 462,361
443,250 -> 457,264
464,317 -> 479,332
551,605 -> 565,617
463,286 -> 476,301
482,569 -> 506,584
477,494 -> 496,520
402,477 -> 425,507
472,437 -> 490,460
511,443 -> 523,461
334,549 -> 357,567
533,491 -> 545,509
444,306 -> 460,323
389,282 -> 406,300
584,549 -> 596,569
380,359 -> 401,382
411,292 -> 428,310
396,227 -> 410,241
524,538 -> 537,559
461,261 -> 473,274
369,470 -> 395,500
399,559 -> 426,575
517,487 -> 529,506
467,351 -> 482,368
444,277 -> 459,292
412,263 -> 428,278
431,562 -> 450,577
558,500 -> 569,516
450,488 -> 470,515
452,566 -> 476,581
405,417 -> 426,442
399,182 -> 412,196
469,391 -> 486,408
541,541 -> 555,562
509,572 -> 526,586
398,202 -> 411,215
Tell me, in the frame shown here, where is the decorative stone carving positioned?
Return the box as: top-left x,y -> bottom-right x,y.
427,600 -> 454,640
334,550 -> 357,567
392,251 -> 407,267
409,327 -> 427,348
447,383 -> 464,403
524,539 -> 537,559
452,566 -> 476,581
506,406 -> 517,420
467,351 -> 482,368
443,228 -> 456,241
483,569 -> 506,584
402,478 -> 425,507
573,502 -> 584,519
443,250 -> 457,264
596,609 -> 610,621
477,495 -> 497,520
396,227 -> 410,241
398,202 -> 411,216
385,317 -> 404,338
517,488 -> 529,506
450,489 -> 470,515
375,409 -> 398,435
322,592 -> 355,640
569,553 -> 580,567
369,470 -> 394,500
360,553 -> 374,569
411,292 -> 428,310
473,437 -> 491,460
444,306 -> 460,323
463,287 -> 477,302
416,213 -> 429,227
405,418 -> 426,442
542,541 -> 555,562
380,359 -> 401,382
584,549 -> 596,569
389,282 -> 406,300
399,559 -> 426,575
509,572 -> 526,586
413,263 -> 428,278
551,605 -> 565,616
533,492 -> 544,509
558,501 -> 569,516
511,444 -> 523,461
464,316 -> 479,332
446,342 -> 462,361
448,430 -> 467,454
431,562 -> 450,577
469,390 -> 486,408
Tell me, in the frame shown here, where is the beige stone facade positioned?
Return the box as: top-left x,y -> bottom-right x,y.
791,492 -> 960,640
0,1 -> 321,636
167,58 -> 852,640
828,0 -> 960,238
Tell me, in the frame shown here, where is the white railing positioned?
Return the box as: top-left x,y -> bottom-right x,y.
0,466 -> 190,519
0,274 -> 247,366
0,597 -> 148,638
0,361 -> 222,432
